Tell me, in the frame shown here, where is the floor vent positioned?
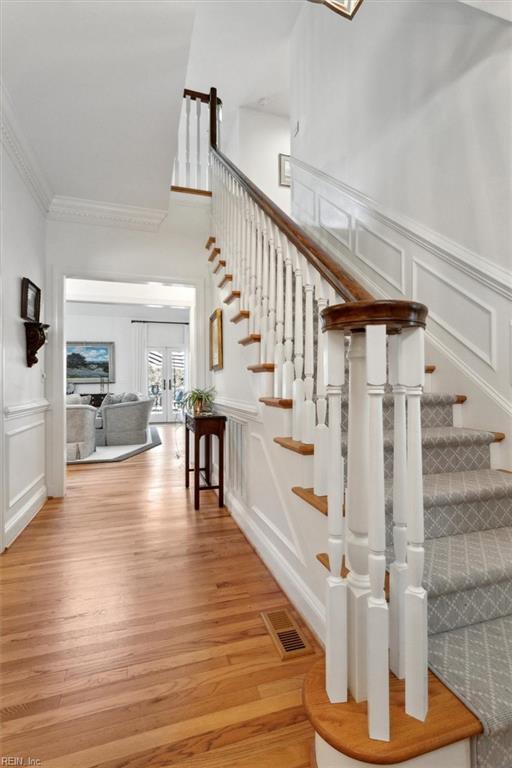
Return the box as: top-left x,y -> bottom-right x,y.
261,608 -> 313,660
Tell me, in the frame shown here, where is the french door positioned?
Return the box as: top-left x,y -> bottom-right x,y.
147,346 -> 187,423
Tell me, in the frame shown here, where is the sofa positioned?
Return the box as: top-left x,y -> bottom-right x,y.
66,404 -> 97,460
95,395 -> 154,446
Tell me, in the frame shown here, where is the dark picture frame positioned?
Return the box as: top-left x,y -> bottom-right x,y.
209,309 -> 223,371
21,278 -> 41,322
278,153 -> 291,188
66,341 -> 116,384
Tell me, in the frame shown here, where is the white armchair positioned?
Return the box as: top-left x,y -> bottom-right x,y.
66,405 -> 97,461
96,398 -> 154,446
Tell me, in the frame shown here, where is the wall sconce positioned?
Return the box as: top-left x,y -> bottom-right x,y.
25,322 -> 50,368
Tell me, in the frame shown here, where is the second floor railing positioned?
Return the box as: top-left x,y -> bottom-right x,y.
177,85 -> 429,742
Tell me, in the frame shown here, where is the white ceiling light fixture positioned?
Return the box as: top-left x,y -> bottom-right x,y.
307,0 -> 365,20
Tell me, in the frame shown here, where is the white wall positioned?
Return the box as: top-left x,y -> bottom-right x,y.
291,0 -> 512,271
224,107 -> 291,214
65,302 -> 189,395
1,147 -> 49,550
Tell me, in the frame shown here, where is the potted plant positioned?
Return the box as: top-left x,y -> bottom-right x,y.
183,386 -> 216,416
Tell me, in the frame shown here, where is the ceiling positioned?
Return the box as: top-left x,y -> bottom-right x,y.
2,0 -> 301,210
186,1 -> 302,136
1,1 -> 197,210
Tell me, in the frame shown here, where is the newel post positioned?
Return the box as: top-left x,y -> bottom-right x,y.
324,325 -> 348,703
403,326 -> 428,722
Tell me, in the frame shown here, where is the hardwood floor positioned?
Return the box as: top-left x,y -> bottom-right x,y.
0,425 -> 319,767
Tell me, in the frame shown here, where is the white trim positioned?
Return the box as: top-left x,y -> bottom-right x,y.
9,473 -> 45,509
214,396 -> 260,420
413,259 -> 497,370
4,485 -> 47,548
0,81 -> 53,213
355,220 -> 405,294
170,190 -> 212,210
5,418 -> 45,438
48,196 -> 168,232
290,156 -> 512,300
4,399 -> 51,419
228,491 -> 326,644
249,431 -> 306,565
427,331 -> 512,418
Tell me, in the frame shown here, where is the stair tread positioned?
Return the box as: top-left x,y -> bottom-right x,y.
260,397 -> 293,409
424,526 -> 512,597
381,426 -> 500,450
303,658 -> 481,764
386,469 -> 512,510
274,436 -> 314,455
429,614 -> 512,736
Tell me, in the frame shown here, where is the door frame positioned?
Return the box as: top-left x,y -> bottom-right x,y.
46,265 -> 206,499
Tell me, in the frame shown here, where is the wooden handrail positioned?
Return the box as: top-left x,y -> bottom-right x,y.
184,86 -> 426,322
207,88 -> 372,303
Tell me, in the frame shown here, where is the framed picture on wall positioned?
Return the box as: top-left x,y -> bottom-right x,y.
278,153 -> 291,188
20,277 -> 41,322
66,342 -> 115,383
209,309 -> 223,371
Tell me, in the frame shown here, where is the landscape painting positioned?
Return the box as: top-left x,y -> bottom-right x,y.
66,342 -> 115,383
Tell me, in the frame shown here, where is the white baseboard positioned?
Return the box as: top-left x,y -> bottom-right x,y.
4,485 -> 47,549
227,490 -> 326,645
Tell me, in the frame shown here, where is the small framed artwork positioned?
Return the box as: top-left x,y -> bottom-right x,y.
209,309 -> 223,371
21,278 -> 41,322
66,342 -> 115,383
278,153 -> 291,188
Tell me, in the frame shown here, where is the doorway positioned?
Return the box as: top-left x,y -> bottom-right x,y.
148,346 -> 187,423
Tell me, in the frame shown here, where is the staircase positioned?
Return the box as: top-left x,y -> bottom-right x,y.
180,87 -> 512,768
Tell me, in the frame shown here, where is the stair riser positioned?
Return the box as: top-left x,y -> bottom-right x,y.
340,402 -> 454,431
386,496 -> 512,542
429,579 -> 512,635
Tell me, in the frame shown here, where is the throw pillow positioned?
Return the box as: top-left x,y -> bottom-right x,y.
66,394 -> 82,404
121,392 -> 139,402
80,395 -> 92,405
101,393 -> 123,408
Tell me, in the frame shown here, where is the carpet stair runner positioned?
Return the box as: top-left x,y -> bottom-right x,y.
322,384 -> 511,765
387,391 -> 512,767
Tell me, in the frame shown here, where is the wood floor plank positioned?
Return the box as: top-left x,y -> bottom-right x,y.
0,425 -> 319,767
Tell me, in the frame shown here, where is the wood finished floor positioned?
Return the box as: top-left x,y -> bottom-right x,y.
0,425 -> 319,767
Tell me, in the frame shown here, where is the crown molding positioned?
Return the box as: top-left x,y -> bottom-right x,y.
1,82 -> 53,213
48,195 -> 168,232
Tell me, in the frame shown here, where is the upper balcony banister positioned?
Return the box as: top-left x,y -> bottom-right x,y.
205,88 -> 372,304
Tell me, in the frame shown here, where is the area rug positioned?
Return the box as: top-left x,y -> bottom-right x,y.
68,426 -> 161,464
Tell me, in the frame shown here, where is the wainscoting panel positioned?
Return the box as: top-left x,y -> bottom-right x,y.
3,401 -> 49,548
290,157 -> 512,430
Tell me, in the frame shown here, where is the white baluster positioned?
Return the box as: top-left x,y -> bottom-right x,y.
282,238 -> 294,399
260,217 -> 270,364
267,220 -> 276,364
185,94 -> 191,187
403,326 -> 428,722
292,248 -> 304,442
196,98 -> 201,189
313,278 -> 330,497
240,192 -> 250,311
325,326 -> 348,703
346,331 -> 371,702
175,107 -> 182,186
366,324 -> 389,742
254,207 -> 263,336
274,227 -> 284,398
248,200 -> 257,333
389,332 -> 408,680
302,259 -> 315,444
